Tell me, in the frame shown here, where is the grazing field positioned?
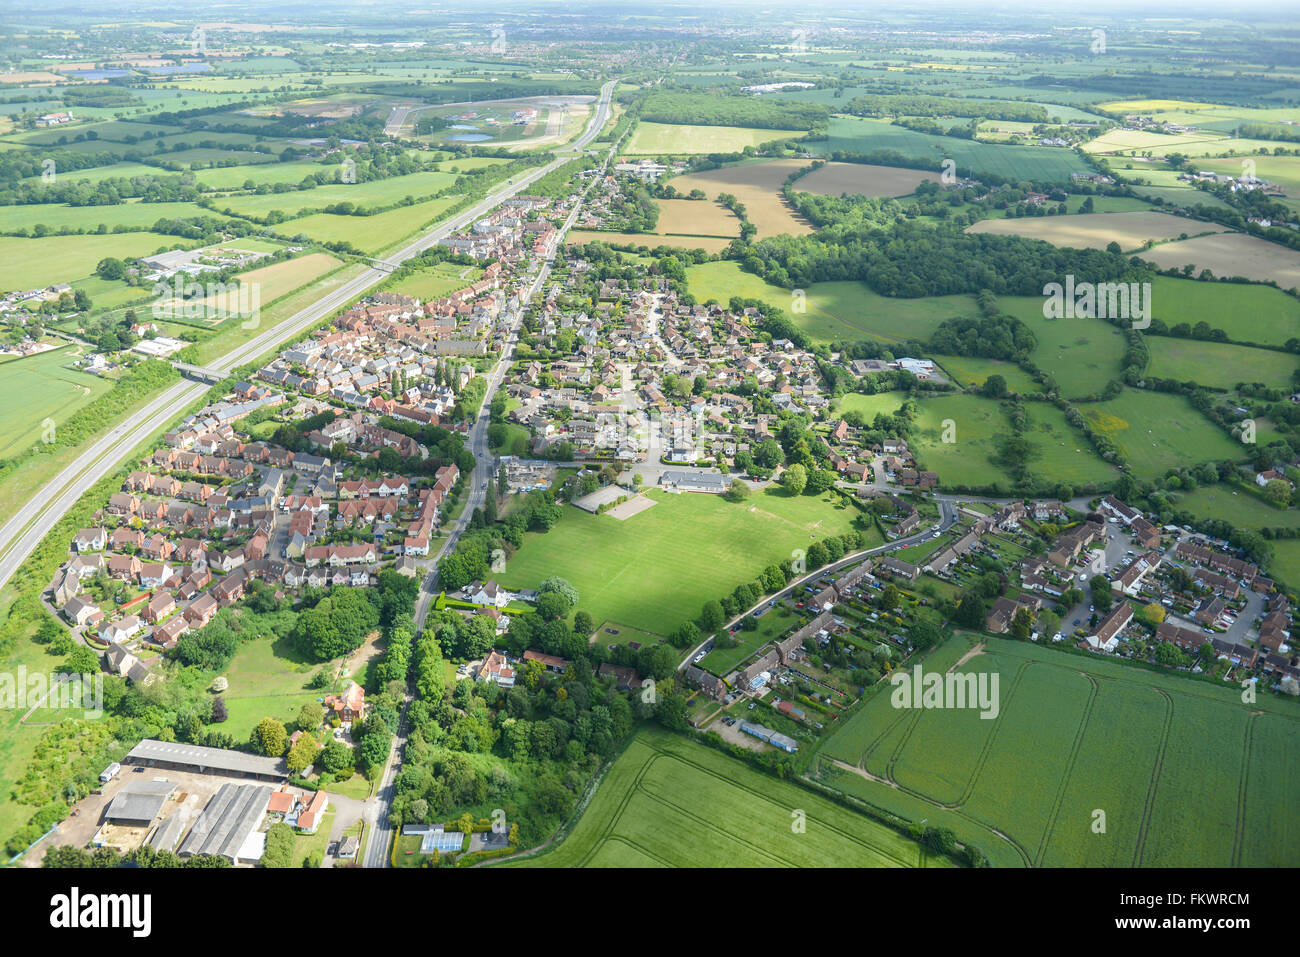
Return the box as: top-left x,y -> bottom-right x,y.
1081,390 -> 1245,478
967,211 -> 1227,252
812,116 -> 1091,183
567,231 -> 736,254
1138,232 -> 1300,289
1146,338 -> 1299,391
909,392 -> 1110,489
1148,276 -> 1300,347
496,486 -> 866,635
1001,296 -> 1131,398
795,162 -> 941,198
276,195 -> 463,254
1170,485 -> 1300,532
503,729 -> 950,867
0,233 -> 191,289
684,261 -> 979,344
666,159 -> 813,238
816,635 -> 1300,867
933,355 -> 1041,395
624,122 -> 803,155
0,346 -> 111,460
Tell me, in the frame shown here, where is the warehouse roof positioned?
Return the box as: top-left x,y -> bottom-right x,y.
125,739 -> 288,779
104,780 -> 175,824
178,783 -> 272,861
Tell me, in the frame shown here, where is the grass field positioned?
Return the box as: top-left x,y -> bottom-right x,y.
1170,485 -> 1300,531
812,116 -> 1091,183
967,211 -> 1227,253
624,122 -> 803,156
217,633 -> 325,742
795,161 -> 940,197
1148,276 -> 1300,347
155,252 -> 342,323
909,393 -> 1114,489
503,728 -> 952,867
1145,338 -> 1299,391
685,261 -> 979,344
0,233 -> 192,289
497,486 -> 868,635
211,170 -> 462,220
387,261 -> 481,301
1138,232 -> 1300,289
816,635 -> 1300,867
1080,390 -> 1245,479
4,199 -> 236,234
933,355 -> 1042,395
0,345 -> 111,460
278,195 -> 463,255
1000,296 -> 1131,398
833,391 -> 908,421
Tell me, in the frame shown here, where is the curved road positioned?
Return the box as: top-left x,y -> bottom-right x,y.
0,79 -> 617,598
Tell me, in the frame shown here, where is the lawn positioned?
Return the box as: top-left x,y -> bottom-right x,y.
1145,338 -> 1299,392
387,261 -> 481,301
697,606 -> 799,677
497,486 -> 866,635
216,633 -> 329,742
0,345 -> 112,460
685,261 -> 979,345
624,122 -> 803,155
1080,390 -> 1246,479
816,635 -> 1300,867
501,728 -> 952,867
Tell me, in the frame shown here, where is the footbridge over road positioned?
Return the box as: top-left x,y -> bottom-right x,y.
171,361 -> 225,384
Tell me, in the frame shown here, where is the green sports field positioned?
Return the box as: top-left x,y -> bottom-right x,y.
497,487 -> 870,635
816,635 -> 1300,867
503,728 -> 953,867
0,345 -> 112,460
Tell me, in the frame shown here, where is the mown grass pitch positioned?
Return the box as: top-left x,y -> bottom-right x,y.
502,728 -> 952,867
497,487 -> 870,636
815,636 -> 1300,867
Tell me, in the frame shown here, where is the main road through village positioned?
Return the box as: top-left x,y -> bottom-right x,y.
0,79 -> 617,599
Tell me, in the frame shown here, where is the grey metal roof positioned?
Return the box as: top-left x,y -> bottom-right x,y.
178,783 -> 272,860
125,739 -> 288,779
146,813 -> 187,853
105,780 -> 175,823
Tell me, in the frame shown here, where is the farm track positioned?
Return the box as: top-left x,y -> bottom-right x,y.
1133,687 -> 1174,867
1034,675 -> 1100,867
1230,712 -> 1258,867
